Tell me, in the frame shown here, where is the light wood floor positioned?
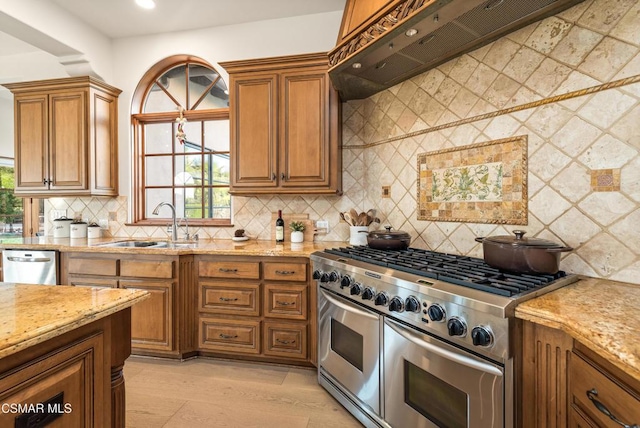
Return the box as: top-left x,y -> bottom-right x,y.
124,356 -> 363,427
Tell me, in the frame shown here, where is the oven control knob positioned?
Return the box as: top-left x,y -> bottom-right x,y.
350,283 -> 362,296
389,297 -> 405,312
374,292 -> 390,306
427,304 -> 446,322
361,287 -> 375,300
312,270 -> 323,280
471,326 -> 494,347
447,317 -> 467,337
340,275 -> 352,288
328,271 -> 339,282
405,296 -> 421,313
319,273 -> 330,283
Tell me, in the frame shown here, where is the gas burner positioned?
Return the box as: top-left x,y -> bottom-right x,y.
325,246 -> 568,297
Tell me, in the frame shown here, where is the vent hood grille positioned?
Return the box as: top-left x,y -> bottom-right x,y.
329,0 -> 585,100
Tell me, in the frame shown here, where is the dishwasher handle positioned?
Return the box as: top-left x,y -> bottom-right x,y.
6,256 -> 53,263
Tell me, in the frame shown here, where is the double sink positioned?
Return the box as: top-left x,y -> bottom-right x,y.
94,240 -> 196,249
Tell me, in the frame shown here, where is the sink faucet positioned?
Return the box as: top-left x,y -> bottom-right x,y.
152,202 -> 178,241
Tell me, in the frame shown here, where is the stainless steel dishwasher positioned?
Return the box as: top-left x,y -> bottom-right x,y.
2,249 -> 58,285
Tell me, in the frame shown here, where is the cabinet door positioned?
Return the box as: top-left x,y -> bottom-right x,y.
121,280 -> 174,352
14,94 -> 49,191
230,73 -> 278,189
49,90 -> 87,191
279,68 -> 330,188
263,321 -> 307,360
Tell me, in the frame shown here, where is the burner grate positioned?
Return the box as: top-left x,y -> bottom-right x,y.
324,246 -> 568,297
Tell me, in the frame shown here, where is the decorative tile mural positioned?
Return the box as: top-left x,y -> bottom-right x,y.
417,136 -> 528,224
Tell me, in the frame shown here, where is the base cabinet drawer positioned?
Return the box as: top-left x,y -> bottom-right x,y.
199,318 -> 260,354
199,261 -> 260,279
263,322 -> 307,360
264,284 -> 307,320
67,275 -> 118,288
199,282 -> 260,316
263,262 -> 307,282
569,406 -> 597,428
570,352 -> 640,428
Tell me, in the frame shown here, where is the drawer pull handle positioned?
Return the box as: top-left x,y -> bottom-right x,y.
275,270 -> 295,275
587,389 -> 639,428
219,297 -> 239,302
219,268 -> 238,273
276,301 -> 296,306
276,339 -> 295,345
219,333 -> 238,339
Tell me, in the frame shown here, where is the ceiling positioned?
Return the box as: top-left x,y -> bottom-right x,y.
50,0 -> 346,39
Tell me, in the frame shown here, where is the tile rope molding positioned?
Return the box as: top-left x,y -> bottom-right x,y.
342,72 -> 640,150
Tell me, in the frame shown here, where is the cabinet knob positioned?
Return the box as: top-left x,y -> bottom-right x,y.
281,173 -> 285,181
587,389 -> 638,428
271,173 -> 276,180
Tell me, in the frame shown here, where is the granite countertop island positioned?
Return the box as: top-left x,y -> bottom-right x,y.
0,283 -> 149,359
516,276 -> 640,383
0,283 -> 149,427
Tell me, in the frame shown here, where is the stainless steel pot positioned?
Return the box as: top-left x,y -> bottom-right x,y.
475,230 -> 573,274
366,226 -> 411,250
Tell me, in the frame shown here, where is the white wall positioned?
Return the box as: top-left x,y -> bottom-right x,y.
111,11 -> 343,200
0,97 -> 13,158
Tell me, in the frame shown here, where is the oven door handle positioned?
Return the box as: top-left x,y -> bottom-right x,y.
320,289 -> 380,320
386,319 -> 504,377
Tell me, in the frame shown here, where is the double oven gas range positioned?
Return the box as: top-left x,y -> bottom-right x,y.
311,246 -> 578,428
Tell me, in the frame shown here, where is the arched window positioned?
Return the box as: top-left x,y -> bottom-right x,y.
131,55 -> 231,226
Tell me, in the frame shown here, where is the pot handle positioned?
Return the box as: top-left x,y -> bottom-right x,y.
475,237 -> 485,243
546,246 -> 573,253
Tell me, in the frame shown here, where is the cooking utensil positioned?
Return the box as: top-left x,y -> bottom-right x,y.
365,226 -> 411,250
357,212 -> 368,226
475,230 -> 573,274
344,212 -> 355,226
349,208 -> 358,224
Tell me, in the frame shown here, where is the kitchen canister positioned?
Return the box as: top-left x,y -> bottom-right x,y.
70,220 -> 88,238
349,226 -> 369,246
53,216 -> 73,238
87,223 -> 102,239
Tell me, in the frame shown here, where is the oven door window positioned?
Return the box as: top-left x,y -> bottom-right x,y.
330,318 -> 363,371
405,360 -> 467,428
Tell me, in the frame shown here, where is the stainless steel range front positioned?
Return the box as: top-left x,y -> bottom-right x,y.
311,246 -> 578,428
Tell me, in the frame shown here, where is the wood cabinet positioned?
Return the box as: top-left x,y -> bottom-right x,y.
336,0 -> 394,42
3,76 -> 121,197
196,255 -> 314,366
520,320 -> 640,428
0,307 -> 132,428
61,252 -> 197,359
220,53 -> 342,196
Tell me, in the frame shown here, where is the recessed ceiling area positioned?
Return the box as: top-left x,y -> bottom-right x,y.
49,0 -> 346,39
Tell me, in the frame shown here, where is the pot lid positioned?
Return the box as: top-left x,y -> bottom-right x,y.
72,220 -> 87,224
368,226 -> 410,240
484,230 -> 563,248
54,216 -> 72,222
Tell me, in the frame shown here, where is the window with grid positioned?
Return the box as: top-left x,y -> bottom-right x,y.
131,56 -> 231,225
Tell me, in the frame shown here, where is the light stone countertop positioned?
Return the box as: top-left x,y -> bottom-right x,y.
0,283 -> 149,359
515,276 -> 640,383
0,237 -> 345,257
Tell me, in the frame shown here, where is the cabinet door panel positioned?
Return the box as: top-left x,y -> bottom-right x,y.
91,91 -> 118,193
280,70 -> 329,188
67,257 -> 118,276
14,95 -> 49,190
49,90 -> 87,190
68,275 -> 118,288
198,261 -> 260,279
121,280 -> 173,352
231,75 -> 277,188
120,259 -> 173,279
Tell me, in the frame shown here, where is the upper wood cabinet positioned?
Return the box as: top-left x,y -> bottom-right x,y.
220,53 -> 342,196
3,76 -> 121,197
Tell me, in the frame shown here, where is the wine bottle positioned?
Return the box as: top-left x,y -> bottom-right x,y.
275,210 -> 285,243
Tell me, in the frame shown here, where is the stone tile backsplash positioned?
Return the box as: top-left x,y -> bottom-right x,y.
45,0 -> 640,285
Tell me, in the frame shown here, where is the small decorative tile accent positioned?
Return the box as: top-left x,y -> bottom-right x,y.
591,169 -> 621,192
382,186 -> 391,198
417,135 -> 528,224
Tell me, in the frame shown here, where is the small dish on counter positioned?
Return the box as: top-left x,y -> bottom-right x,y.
232,236 -> 250,242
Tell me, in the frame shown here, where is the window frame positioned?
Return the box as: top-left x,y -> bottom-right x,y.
130,56 -> 232,227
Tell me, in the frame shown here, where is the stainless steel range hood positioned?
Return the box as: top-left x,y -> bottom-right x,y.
329,0 -> 585,100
